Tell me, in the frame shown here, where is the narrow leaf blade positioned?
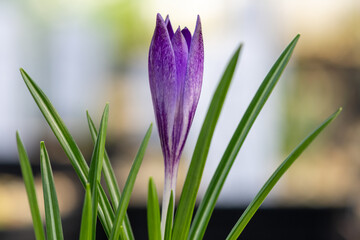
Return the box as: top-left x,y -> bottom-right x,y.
172,45 -> 242,240
88,104 -> 109,239
87,111 -> 121,208
79,183 -> 93,240
109,124 -> 153,240
20,69 -> 114,236
40,142 -> 64,240
189,35 -> 300,239
20,69 -> 88,184
97,183 -> 114,235
147,177 -> 161,240
16,132 -> 46,240
226,108 -> 342,240
87,112 -> 134,239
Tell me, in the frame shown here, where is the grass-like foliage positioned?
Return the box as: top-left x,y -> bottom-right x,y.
16,34 -> 341,240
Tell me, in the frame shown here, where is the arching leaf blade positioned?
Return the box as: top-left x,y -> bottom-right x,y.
40,142 -> 64,240
109,124 -> 153,240
87,111 -> 134,239
16,132 -> 46,240
88,104 -> 109,240
189,35 -> 300,240
20,69 -> 114,236
226,108 -> 342,240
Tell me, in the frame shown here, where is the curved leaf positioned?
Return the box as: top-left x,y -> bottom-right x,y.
189,35 -> 300,239
87,112 -> 134,239
109,124 -> 153,240
20,69 -> 115,236
226,108 -> 341,240
16,132 -> 45,240
88,104 -> 109,239
40,142 -> 64,240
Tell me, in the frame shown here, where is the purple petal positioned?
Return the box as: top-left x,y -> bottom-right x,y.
181,27 -> 192,50
148,13 -> 178,160
172,27 -> 189,92
170,27 -> 189,164
179,15 -> 204,154
165,15 -> 174,40
149,14 -> 204,192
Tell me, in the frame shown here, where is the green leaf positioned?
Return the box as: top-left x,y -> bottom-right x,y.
172,44 -> 242,240
226,108 -> 341,240
40,142 -> 64,240
20,69 -> 114,236
87,111 -> 121,208
97,183 -> 114,235
20,69 -> 88,184
79,183 -> 93,240
109,124 -> 153,240
147,177 -> 161,240
16,132 -> 46,240
87,111 -> 134,240
188,35 -> 300,240
164,191 -> 174,240
88,104 -> 109,240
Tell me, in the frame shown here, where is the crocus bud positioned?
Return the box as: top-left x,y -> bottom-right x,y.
148,13 -> 204,234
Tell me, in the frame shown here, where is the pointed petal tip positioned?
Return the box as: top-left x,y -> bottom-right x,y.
152,13 -> 169,41
165,14 -> 170,22
156,13 -> 163,19
196,15 -> 202,27
162,14 -> 174,40
156,13 -> 165,24
192,15 -> 203,45
155,14 -> 167,29
193,15 -> 203,41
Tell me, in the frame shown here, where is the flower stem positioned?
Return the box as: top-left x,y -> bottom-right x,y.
161,170 -> 177,239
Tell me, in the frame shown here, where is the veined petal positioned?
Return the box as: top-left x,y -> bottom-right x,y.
170,27 -> 189,168
149,13 -> 177,160
172,27 -> 189,94
165,15 -> 174,40
179,15 -> 204,155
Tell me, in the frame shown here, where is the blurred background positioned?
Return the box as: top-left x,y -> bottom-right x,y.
0,0 -> 359,239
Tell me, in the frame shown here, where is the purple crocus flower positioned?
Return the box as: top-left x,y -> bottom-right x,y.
148,13 -> 204,232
